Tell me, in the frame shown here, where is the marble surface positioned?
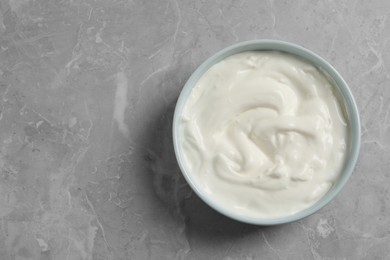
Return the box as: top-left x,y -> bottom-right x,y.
0,0 -> 389,259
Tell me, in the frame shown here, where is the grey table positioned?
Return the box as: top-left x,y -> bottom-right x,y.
0,0 -> 388,259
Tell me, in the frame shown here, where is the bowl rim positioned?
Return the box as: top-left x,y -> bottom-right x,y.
172,39 -> 361,225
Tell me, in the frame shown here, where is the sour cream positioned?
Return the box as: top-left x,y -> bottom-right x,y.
179,51 -> 348,218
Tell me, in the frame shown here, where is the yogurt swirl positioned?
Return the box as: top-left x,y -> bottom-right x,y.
180,51 -> 348,218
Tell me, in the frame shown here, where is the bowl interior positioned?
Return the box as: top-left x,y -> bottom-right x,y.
173,40 -> 361,225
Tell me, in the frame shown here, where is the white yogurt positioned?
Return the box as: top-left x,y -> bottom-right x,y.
179,51 -> 348,218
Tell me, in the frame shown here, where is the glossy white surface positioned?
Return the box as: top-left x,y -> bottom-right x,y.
180,51 -> 348,218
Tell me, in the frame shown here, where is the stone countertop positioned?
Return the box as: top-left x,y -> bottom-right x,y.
0,0 -> 388,259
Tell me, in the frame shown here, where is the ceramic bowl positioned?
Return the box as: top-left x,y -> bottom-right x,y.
172,40 -> 360,225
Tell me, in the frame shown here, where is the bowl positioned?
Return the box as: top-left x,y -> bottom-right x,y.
172,40 -> 360,225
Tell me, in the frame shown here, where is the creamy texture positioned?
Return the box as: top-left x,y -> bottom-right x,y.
180,51 -> 349,218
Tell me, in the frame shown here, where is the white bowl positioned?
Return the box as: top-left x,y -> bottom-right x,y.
173,40 -> 361,225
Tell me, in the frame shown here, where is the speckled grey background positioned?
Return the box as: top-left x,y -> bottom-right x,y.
0,0 -> 389,259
